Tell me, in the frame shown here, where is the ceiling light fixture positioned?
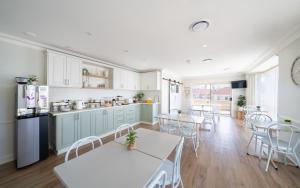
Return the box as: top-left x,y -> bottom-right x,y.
23,31 -> 37,37
85,32 -> 92,36
186,59 -> 191,64
123,50 -> 129,53
191,21 -> 209,32
202,58 -> 213,63
202,44 -> 208,48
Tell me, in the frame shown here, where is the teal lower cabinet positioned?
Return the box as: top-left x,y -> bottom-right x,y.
125,105 -> 136,125
55,113 -> 78,151
114,106 -> 125,129
102,109 -> 114,133
135,104 -> 141,123
51,103 -> 159,154
78,111 -> 92,139
92,108 -> 114,136
141,104 -> 159,125
91,109 -> 104,136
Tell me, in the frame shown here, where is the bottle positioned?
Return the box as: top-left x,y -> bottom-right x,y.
112,99 -> 116,106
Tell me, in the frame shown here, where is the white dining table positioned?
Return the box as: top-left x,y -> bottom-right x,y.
115,128 -> 181,160
158,113 -> 209,132
54,128 -> 181,188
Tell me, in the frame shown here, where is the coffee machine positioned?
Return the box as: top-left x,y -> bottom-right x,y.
15,79 -> 49,168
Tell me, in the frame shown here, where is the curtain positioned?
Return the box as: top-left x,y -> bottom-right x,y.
256,67 -> 278,120
246,73 -> 257,105
247,67 -> 278,120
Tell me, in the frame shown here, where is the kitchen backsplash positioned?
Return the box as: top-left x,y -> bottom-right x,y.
49,87 -> 161,102
49,87 -> 137,101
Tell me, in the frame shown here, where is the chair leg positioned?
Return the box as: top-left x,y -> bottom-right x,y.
246,134 -> 254,154
294,153 -> 300,167
259,142 -> 263,160
254,136 -> 258,153
180,178 -> 184,188
284,154 -> 288,165
265,149 -> 273,172
192,137 -> 198,158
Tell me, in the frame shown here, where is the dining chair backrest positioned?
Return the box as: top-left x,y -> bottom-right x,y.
65,136 -> 103,162
179,115 -> 197,132
249,113 -> 272,130
243,105 -> 256,114
172,137 -> 184,187
267,123 -> 300,153
114,124 -> 134,140
147,170 -> 167,188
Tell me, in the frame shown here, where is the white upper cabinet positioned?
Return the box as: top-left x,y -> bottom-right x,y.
140,71 -> 161,90
133,72 -> 140,90
47,51 -> 82,88
113,68 -> 122,89
47,52 -> 67,87
113,68 -> 140,90
66,56 -> 82,88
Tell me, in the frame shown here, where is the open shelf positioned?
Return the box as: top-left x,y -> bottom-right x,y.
82,74 -> 109,79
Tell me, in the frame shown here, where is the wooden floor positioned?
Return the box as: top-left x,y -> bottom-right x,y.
0,117 -> 300,188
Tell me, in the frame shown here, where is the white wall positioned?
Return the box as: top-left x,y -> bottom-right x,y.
0,40 -> 45,164
278,37 -> 300,124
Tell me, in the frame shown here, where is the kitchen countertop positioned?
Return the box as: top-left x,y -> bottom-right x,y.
50,102 -> 159,116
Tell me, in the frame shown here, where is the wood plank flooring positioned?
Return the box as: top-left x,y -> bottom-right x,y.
0,117 -> 300,188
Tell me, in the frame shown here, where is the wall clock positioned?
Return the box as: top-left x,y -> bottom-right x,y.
291,56 -> 300,85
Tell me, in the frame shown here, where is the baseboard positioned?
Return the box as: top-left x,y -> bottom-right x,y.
0,154 -> 14,165
140,121 -> 158,126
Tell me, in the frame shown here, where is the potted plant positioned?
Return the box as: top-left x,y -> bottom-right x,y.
27,75 -> 38,85
237,95 -> 246,111
126,131 -> 138,150
136,92 -> 144,102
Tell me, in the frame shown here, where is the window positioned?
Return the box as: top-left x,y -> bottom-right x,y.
191,83 -> 232,115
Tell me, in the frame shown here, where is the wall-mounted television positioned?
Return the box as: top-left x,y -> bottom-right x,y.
231,80 -> 247,89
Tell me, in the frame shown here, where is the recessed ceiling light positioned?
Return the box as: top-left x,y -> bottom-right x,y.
202,58 -> 213,63
23,32 -> 37,37
123,50 -> 129,53
85,32 -> 92,36
191,21 -> 209,32
186,59 -> 191,64
202,44 -> 208,48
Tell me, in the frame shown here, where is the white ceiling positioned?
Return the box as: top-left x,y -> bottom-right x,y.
1,0 -> 300,78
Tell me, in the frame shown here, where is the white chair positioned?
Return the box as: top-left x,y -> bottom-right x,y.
158,114 -> 179,135
114,124 -> 134,140
146,170 -> 167,188
65,136 -> 103,162
212,105 -> 220,121
156,137 -> 184,188
260,123 -> 300,172
202,111 -> 216,132
243,105 -> 257,127
246,113 -> 272,154
179,117 -> 198,157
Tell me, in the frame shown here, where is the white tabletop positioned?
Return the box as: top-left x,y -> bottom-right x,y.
54,141 -> 162,188
115,128 -> 181,160
159,114 -> 204,125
